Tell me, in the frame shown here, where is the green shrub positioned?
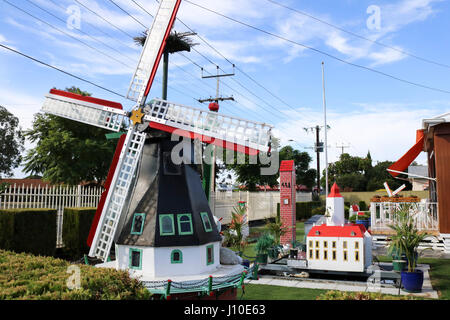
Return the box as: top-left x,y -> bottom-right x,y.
0,209 -> 57,256
358,201 -> 368,211
0,249 -> 150,300
277,201 -> 322,221
62,208 -> 96,261
317,290 -> 418,300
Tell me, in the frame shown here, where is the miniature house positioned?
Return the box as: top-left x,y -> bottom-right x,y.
306,183 -> 372,273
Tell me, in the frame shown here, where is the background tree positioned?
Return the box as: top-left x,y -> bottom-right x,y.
23,87 -> 119,185
366,161 -> 412,191
224,144 -> 316,191
0,106 -> 25,178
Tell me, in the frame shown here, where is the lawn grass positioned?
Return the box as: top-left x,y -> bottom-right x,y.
239,222 -> 450,300
238,284 -> 326,300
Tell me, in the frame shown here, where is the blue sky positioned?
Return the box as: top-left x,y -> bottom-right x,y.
1,0 -> 449,178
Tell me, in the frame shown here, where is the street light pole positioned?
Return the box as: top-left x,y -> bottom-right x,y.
322,62 -> 329,198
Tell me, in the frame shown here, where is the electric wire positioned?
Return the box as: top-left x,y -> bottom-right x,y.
106,0 -> 148,29
184,0 -> 450,95
0,43 -> 126,98
265,0 -> 450,70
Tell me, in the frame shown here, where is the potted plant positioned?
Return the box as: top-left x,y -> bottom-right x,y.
355,211 -> 371,229
388,205 -> 429,292
255,233 -> 275,264
223,203 -> 248,254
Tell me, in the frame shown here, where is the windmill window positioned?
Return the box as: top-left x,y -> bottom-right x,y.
206,245 -> 214,265
171,250 -> 183,264
200,212 -> 213,232
129,248 -> 142,270
131,213 -> 145,235
159,214 -> 175,236
177,214 -> 193,235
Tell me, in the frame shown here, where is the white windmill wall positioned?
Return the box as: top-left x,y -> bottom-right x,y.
115,242 -> 221,279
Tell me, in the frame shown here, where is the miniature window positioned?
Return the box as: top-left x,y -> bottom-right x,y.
343,241 -> 347,249
323,241 -> 328,248
177,214 -> 193,235
355,242 -> 359,249
315,250 -> 320,260
171,250 -> 183,264
343,251 -> 348,262
159,214 -> 175,236
332,250 -> 337,261
323,250 -> 328,260
332,241 -> 336,248
131,213 -> 145,235
309,240 -> 313,248
309,249 -> 313,259
315,241 -> 320,248
206,245 -> 214,265
129,248 -> 142,270
200,212 -> 213,232
355,251 -> 360,262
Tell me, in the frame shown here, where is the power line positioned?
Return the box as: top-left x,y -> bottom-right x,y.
3,0 -> 134,70
266,0 -> 450,70
184,0 -> 450,95
26,0 -> 136,64
73,0 -> 135,38
0,43 -> 126,98
106,0 -> 147,29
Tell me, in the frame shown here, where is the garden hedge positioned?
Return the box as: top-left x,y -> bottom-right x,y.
0,249 -> 150,300
62,208 -> 96,261
0,209 -> 57,257
277,201 -> 322,221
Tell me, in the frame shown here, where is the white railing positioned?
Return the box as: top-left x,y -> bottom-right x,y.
0,184 -> 104,247
211,191 -> 312,224
370,201 -> 439,232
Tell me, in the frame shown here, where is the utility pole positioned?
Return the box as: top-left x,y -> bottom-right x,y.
304,125 -> 327,195
198,65 -> 235,205
336,143 -> 351,155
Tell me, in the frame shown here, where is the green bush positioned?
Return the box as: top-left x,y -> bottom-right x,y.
0,249 -> 151,300
317,290 -> 418,300
62,208 -> 96,261
0,209 -> 57,256
358,201 -> 368,211
277,201 -> 322,221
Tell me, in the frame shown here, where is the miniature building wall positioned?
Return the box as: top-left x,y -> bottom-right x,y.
280,160 -> 296,245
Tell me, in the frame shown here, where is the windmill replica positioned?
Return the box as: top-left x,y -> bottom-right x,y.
39,0 -> 272,299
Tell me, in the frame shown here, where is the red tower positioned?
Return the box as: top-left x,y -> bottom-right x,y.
280,160 -> 296,245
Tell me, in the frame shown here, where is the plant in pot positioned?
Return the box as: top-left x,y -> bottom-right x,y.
264,216 -> 287,260
223,204 -> 249,254
255,232 -> 275,264
388,205 -> 429,292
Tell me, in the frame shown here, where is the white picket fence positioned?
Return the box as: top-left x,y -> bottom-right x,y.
0,184 -> 104,247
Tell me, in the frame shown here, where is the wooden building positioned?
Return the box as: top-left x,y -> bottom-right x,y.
388,112 -> 450,252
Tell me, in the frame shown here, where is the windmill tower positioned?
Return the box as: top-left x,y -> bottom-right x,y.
39,0 -> 272,284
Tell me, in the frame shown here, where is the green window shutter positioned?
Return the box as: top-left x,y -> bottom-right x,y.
131,213 -> 146,235
200,212 -> 213,232
171,249 -> 183,264
129,248 -> 143,270
159,214 -> 175,236
177,214 -> 193,235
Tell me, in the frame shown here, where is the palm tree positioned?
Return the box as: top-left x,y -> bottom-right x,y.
134,31 -> 198,100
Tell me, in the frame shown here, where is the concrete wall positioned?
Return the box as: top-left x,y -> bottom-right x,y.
211,191 -> 312,224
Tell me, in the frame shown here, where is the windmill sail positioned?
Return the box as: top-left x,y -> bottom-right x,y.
88,127 -> 147,261
145,99 -> 273,155
127,0 -> 182,105
42,89 -> 127,132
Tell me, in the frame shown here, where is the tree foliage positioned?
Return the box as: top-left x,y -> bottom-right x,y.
224,144 -> 316,191
23,87 -> 118,185
0,106 -> 25,178
322,152 -> 411,192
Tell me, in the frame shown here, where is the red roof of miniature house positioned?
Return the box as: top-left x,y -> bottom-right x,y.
307,224 -> 366,238
328,182 -> 342,198
280,160 -> 295,172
